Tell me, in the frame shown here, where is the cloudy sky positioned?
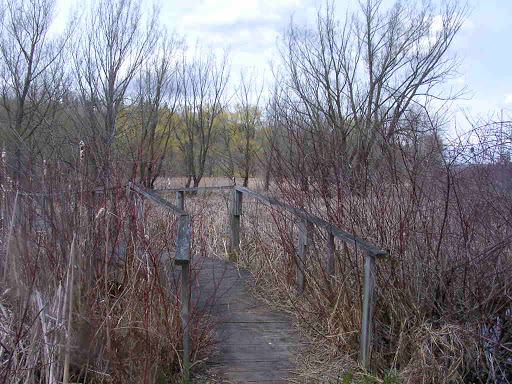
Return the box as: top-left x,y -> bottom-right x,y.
157,0 -> 512,133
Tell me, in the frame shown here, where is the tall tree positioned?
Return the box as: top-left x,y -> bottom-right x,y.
70,0 -> 158,184
215,71 -> 263,187
175,47 -> 230,188
129,32 -> 184,188
274,0 -> 468,194
0,0 -> 70,182
234,70 -> 263,187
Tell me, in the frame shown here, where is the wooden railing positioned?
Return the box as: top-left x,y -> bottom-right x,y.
230,186 -> 387,367
128,182 -> 387,372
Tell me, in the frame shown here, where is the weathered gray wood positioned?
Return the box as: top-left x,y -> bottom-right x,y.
296,220 -> 309,293
130,182 -> 386,373
194,257 -> 305,382
235,186 -> 387,258
229,188 -> 243,262
327,231 -> 336,276
176,214 -> 191,381
360,252 -> 376,368
181,261 -> 190,381
154,185 -> 233,193
136,194 -> 144,231
129,182 -> 187,216
176,190 -> 185,211
175,214 -> 191,266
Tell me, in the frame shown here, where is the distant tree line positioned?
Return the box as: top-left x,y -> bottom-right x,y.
0,0 -> 268,190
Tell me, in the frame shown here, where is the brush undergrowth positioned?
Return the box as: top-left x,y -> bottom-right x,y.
172,171 -> 511,383
6,160 -> 508,383
0,162 -> 217,383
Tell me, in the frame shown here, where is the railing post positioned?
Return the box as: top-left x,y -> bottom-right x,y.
327,231 -> 336,276
126,183 -> 136,246
180,260 -> 190,381
137,194 -> 144,232
360,252 -> 376,368
175,214 -> 191,381
229,188 -> 243,262
176,190 -> 185,211
296,220 -> 310,293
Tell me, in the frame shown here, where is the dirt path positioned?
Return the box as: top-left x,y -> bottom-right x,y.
192,257 -> 306,383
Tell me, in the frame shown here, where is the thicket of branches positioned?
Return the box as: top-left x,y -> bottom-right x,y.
1,0 -> 511,382
250,1 -> 511,383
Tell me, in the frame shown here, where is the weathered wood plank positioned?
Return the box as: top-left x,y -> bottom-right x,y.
176,190 -> 185,211
181,262 -> 190,381
235,186 -> 387,258
360,252 -> 376,368
154,185 -> 234,193
129,182 -> 187,216
175,215 -> 191,265
296,220 -> 309,292
229,188 -> 243,261
327,231 -> 336,276
194,257 -> 304,382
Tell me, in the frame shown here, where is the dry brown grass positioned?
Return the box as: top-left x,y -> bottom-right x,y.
156,173 -> 512,384
0,172 -> 221,383
7,168 -> 507,383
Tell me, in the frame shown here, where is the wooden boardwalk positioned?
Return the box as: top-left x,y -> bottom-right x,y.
192,257 -> 305,383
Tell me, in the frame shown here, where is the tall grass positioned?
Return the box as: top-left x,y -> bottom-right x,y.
173,168 -> 511,383
227,159 -> 512,383
0,160 -> 216,383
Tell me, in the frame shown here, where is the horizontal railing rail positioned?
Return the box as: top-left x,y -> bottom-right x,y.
154,185 -> 234,193
234,186 -> 387,258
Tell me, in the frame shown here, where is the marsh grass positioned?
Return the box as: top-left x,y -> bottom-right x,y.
0,169 -> 220,383
158,173 -> 512,384
5,164 -> 509,383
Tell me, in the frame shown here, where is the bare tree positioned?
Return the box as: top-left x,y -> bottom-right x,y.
175,47 -> 230,188
234,70 -> 264,187
127,32 -> 184,188
0,0 -> 70,183
214,70 -> 263,187
274,0 -> 468,194
70,0 -> 158,184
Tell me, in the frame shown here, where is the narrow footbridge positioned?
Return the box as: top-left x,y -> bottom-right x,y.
195,257 -> 303,382
127,183 -> 387,382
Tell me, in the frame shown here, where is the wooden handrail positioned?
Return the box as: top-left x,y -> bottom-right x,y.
234,186 -> 387,259
129,182 -> 188,216
154,185 -> 234,193
129,182 -> 387,370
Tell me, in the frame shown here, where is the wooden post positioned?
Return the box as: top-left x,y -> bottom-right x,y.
41,159 -> 47,214
126,183 -> 136,251
229,188 -> 242,262
180,261 -> 190,381
296,220 -> 309,293
175,214 -> 191,381
137,194 -> 144,227
360,252 -> 376,368
327,231 -> 336,276
176,190 -> 185,211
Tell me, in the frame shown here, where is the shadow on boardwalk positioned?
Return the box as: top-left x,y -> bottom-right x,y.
193,257 -> 307,383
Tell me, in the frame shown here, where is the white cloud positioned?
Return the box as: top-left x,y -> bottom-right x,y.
431,15 -> 443,33
181,0 -> 297,27
505,94 -> 512,104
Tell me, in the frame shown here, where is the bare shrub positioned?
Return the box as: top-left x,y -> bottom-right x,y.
0,160 -> 216,383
